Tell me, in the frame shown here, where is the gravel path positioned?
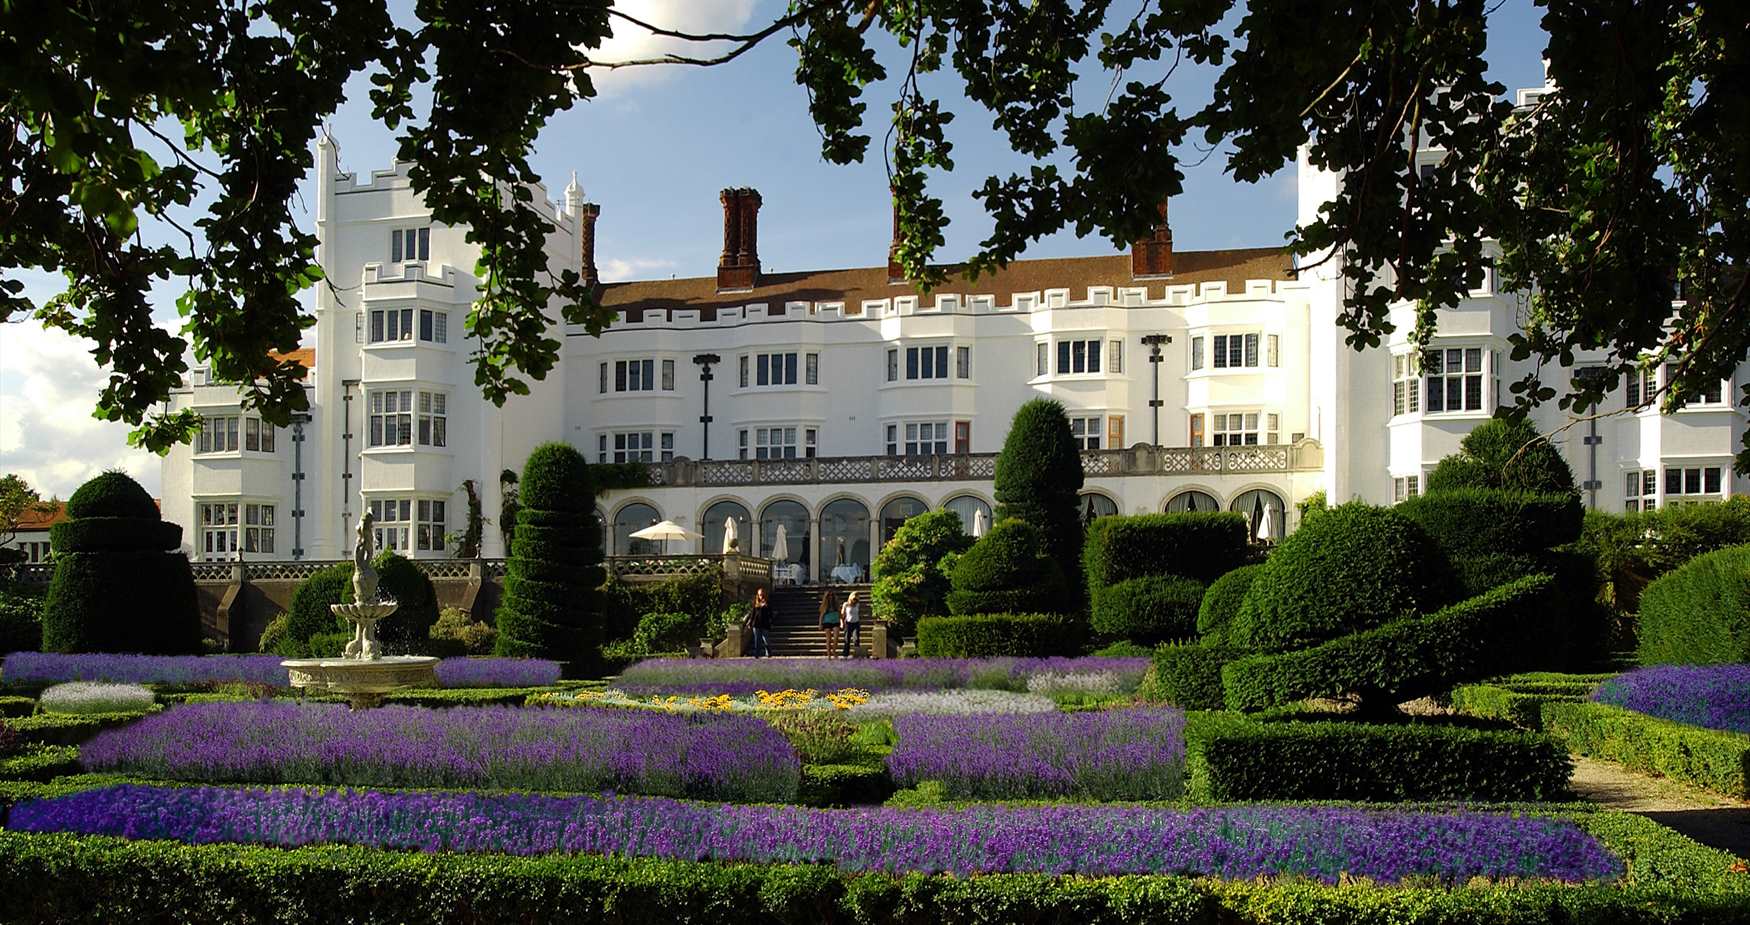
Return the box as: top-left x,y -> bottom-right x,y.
1569,756 -> 1750,859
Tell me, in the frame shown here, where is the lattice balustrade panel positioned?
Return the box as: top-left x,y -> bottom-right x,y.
1226,447 -> 1290,472
607,556 -> 723,579
1081,451 -> 1120,475
643,464 -> 667,487
759,460 -> 812,484
1188,448 -> 1224,472
697,462 -> 756,486
1156,449 -> 1194,473
875,457 -> 935,481
244,561 -> 333,582
482,560 -> 508,578
817,457 -> 876,482
190,563 -> 233,582
415,560 -> 475,580
965,455 -> 997,478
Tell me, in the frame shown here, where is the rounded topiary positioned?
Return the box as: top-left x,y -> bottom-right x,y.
273,553 -> 438,656
633,611 -> 696,654
1229,503 -> 1448,653
945,519 -> 1069,616
1397,488 -> 1583,597
870,509 -> 973,637
42,470 -> 199,654
1425,418 -> 1575,495
1089,575 -> 1205,643
280,562 -> 352,653
371,553 -> 439,651
1197,564 -> 1262,644
993,399 -> 1085,604
1637,544 -> 1750,666
495,442 -> 602,672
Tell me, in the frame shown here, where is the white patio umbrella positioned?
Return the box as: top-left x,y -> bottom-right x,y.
771,523 -> 790,562
722,516 -> 739,554
630,519 -> 704,555
972,507 -> 988,538
1257,502 -> 1279,543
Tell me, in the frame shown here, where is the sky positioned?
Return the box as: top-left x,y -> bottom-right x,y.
0,0 -> 1554,500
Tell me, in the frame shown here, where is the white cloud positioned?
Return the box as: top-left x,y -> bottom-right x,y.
583,0 -> 761,96
0,322 -> 165,500
598,256 -> 681,283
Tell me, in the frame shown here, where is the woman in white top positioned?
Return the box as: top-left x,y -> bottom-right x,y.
840,591 -> 863,659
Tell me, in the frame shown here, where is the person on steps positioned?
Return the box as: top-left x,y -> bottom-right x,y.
748,587 -> 772,659
819,589 -> 840,659
840,590 -> 863,659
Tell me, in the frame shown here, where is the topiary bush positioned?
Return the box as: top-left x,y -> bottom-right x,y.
273,554 -> 439,657
495,442 -> 602,673
1396,488 -> 1582,597
427,607 -> 496,657
870,509 -> 972,637
366,553 -> 438,652
1089,575 -> 1204,643
1636,544 -> 1750,666
277,563 -> 352,657
992,399 -> 1085,605
1082,512 -> 1249,589
1140,643 -> 1240,710
944,519 -> 1069,616
915,613 -> 1081,657
633,612 -> 696,654
1425,417 -> 1576,494
1228,503 -> 1448,653
41,471 -> 198,655
1195,564 -> 1260,645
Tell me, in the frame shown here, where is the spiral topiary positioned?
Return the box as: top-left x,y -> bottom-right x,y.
494,442 -> 602,673
993,399 -> 1085,605
945,519 -> 1069,616
43,470 -> 199,654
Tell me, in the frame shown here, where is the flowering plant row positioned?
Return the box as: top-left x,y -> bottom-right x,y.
6,783 -> 1625,885
888,707 -> 1186,800
79,702 -> 798,801
531,686 -> 1056,719
1593,664 -> 1750,734
614,656 -> 1151,695
1,653 -> 562,690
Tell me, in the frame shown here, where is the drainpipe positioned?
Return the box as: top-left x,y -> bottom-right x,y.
341,379 -> 358,540
1140,334 -> 1173,445
693,353 -> 720,459
289,412 -> 311,559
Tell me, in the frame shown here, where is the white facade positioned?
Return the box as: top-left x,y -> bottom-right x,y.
160,86 -> 1749,576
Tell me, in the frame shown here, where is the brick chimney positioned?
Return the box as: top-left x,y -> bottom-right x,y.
887,197 -> 905,283
578,201 -> 601,287
717,187 -> 761,291
1130,199 -> 1174,279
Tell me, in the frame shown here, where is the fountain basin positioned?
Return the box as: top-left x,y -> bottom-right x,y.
282,655 -> 439,709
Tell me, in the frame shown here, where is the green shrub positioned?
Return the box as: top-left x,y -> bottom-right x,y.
1636,544 -> 1750,665
278,563 -> 351,655
1228,503 -> 1448,653
916,613 -> 1080,657
1447,683 -> 1590,730
0,744 -> 80,782
1184,712 -> 1572,802
1139,644 -> 1239,710
1082,512 -> 1249,589
1089,575 -> 1203,643
496,443 -> 602,673
1396,488 -> 1582,595
1425,417 -> 1576,494
0,696 -> 34,719
1222,575 -> 1558,712
369,554 -> 439,652
632,612 -> 696,654
9,710 -> 158,747
427,607 -> 495,657
945,519 -> 1069,616
993,399 -> 1085,605
0,581 -> 44,654
599,572 -> 724,644
870,509 -> 972,637
798,763 -> 895,807
42,472 -> 198,655
276,554 -> 438,657
1090,640 -> 1154,658
1544,701 -> 1750,799
1195,564 -> 1260,644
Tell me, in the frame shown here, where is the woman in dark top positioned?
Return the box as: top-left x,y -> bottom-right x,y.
818,589 -> 841,659
748,588 -> 772,659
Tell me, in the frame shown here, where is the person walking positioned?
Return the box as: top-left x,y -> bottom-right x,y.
840,590 -> 862,659
819,589 -> 840,659
748,587 -> 772,659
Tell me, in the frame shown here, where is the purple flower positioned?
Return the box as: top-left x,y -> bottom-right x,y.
1594,664 -> 1750,734
887,707 -> 1186,800
615,657 -> 1152,696
1,653 -> 561,692
78,702 -> 798,802
7,783 -> 1624,885
432,658 -> 561,688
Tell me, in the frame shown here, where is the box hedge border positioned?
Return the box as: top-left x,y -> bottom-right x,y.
1543,701 -> 1750,800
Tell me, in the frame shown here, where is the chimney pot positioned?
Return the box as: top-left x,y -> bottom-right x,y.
579,202 -> 601,287
717,187 -> 761,291
1130,198 -> 1174,279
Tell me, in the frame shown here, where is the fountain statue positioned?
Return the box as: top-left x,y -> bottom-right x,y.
282,507 -> 439,707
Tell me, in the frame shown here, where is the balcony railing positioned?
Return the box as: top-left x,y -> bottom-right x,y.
637,440 -> 1322,488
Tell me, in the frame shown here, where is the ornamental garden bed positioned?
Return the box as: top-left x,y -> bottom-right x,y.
0,652 -> 564,691
1544,665 -> 1750,800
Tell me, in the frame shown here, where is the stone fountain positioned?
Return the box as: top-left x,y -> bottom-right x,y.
282,510 -> 438,708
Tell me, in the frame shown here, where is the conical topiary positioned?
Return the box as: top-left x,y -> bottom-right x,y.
494,442 -> 602,673
993,399 -> 1085,604
42,470 -> 200,653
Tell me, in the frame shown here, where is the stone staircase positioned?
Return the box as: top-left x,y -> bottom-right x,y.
763,585 -> 876,658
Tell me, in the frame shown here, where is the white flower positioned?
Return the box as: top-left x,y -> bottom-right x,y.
846,689 -> 1056,720
1025,671 -> 1122,695
37,681 -> 157,715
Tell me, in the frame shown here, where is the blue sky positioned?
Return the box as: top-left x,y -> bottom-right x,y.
1,0 -> 1554,499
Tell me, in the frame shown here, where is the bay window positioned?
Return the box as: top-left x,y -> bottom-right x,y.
1392,354 -> 1421,415
738,426 -> 818,460
886,421 -> 948,456
1056,338 -> 1102,374
1624,470 -> 1657,512
1425,347 -> 1485,413
368,390 -> 446,448
416,499 -> 447,552
369,499 -> 412,552
598,431 -> 674,463
1068,414 -> 1104,450
907,345 -> 949,380
197,416 -> 276,455
1211,411 -> 1279,446
197,502 -> 274,558
1664,465 -> 1725,505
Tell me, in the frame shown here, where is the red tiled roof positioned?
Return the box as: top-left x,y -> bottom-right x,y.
14,502 -> 66,531
269,347 -> 315,379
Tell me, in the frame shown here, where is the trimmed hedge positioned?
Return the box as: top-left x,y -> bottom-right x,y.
1636,544 -> 1750,665
945,519 -> 1069,616
9,710 -> 157,747
1082,512 -> 1249,588
916,613 -> 1081,657
0,745 -> 80,782
1544,701 -> 1750,799
1228,504 -> 1448,653
798,763 -> 895,807
0,581 -> 44,654
1222,575 -> 1557,712
993,399 -> 1085,605
0,696 -> 35,719
1396,488 -> 1582,594
64,471 -> 159,520
1089,575 -> 1204,643
1424,417 -> 1576,494
1447,684 -> 1586,730
495,442 -> 603,672
1185,712 -> 1573,802
1139,644 -> 1239,710
1195,564 -> 1259,644
1,819 -> 1746,925
49,518 -> 182,553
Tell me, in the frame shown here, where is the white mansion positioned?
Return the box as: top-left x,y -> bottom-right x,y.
160,82 -> 1748,579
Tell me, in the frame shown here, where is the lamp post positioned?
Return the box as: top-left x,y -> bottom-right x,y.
1574,366 -> 1611,510
1140,334 -> 1174,446
692,353 -> 720,459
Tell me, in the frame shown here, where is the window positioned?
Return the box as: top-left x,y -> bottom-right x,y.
370,499 -> 412,552
1625,366 -> 1656,409
368,308 -> 414,343
353,314 -> 363,345
954,420 -> 971,454
1108,340 -> 1124,374
1211,412 -> 1276,446
1212,333 -> 1260,369
886,349 -> 899,383
1392,354 -> 1421,415
1069,415 -> 1103,450
1624,470 -> 1657,512
805,427 -> 818,458
417,392 -> 447,448
1664,465 -> 1725,505
805,353 -> 819,385
1056,338 -> 1103,374
739,355 -> 750,388
741,426 -> 801,460
242,418 -> 277,453
417,309 -> 448,344
198,503 -> 237,559
391,227 -> 429,262
956,346 -> 971,379
1189,413 -> 1204,447
416,499 -> 447,552
751,352 -> 799,387
243,503 -> 275,554
599,362 -> 608,394
1268,334 -> 1280,367
1190,336 -> 1205,371
1107,414 -> 1126,449
907,345 -> 949,380
602,431 -> 674,463
196,416 -> 237,454
1666,364 -> 1725,407
1035,343 -> 1048,377
884,423 -> 897,456
1393,476 -> 1421,504
368,390 -> 413,447
1425,347 -> 1485,413
903,421 -> 949,455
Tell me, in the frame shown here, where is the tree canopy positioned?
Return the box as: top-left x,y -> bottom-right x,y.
5,1 -> 1747,466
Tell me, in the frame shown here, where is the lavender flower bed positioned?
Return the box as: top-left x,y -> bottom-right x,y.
2,653 -> 561,691
6,784 -> 1623,884
887,707 -> 1186,800
616,656 -> 1152,695
79,702 -> 798,801
1593,664 -> 1750,734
